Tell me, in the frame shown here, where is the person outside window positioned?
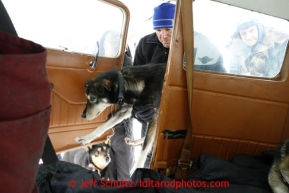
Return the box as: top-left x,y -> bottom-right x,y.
227,16 -> 289,77
99,30 -> 132,66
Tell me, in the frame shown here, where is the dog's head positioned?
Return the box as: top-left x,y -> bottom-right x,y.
279,140 -> 289,182
86,142 -> 111,171
82,69 -> 118,120
269,140 -> 289,192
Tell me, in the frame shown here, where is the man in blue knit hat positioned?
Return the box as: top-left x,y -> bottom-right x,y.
133,2 -> 176,66
131,2 -> 176,169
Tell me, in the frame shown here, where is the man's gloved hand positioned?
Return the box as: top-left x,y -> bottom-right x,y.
132,104 -> 155,123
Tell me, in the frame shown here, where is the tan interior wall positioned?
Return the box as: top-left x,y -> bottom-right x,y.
45,0 -> 131,153
46,49 -> 119,153
152,1 -> 289,169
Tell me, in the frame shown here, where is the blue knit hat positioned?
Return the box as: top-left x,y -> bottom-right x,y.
236,16 -> 263,43
153,3 -> 176,30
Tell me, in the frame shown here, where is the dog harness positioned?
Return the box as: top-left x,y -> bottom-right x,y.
117,71 -> 124,105
91,163 -> 101,176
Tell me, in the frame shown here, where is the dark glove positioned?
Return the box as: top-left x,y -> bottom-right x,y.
132,104 -> 155,123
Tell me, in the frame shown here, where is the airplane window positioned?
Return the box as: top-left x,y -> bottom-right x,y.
2,0 -> 124,57
192,0 -> 289,78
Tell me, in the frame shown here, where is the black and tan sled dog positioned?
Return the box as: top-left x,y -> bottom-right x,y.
63,142 -> 111,179
75,63 -> 166,174
268,140 -> 289,193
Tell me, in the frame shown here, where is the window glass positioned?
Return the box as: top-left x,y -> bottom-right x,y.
2,0 -> 124,56
192,0 -> 289,78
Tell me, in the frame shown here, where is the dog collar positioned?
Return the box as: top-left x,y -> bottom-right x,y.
117,71 -> 124,105
91,164 -> 101,176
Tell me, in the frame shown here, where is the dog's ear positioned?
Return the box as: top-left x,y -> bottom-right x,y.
85,145 -> 92,152
94,79 -> 111,95
84,80 -> 92,88
101,79 -> 111,91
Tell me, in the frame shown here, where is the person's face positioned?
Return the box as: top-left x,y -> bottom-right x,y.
239,25 -> 259,47
155,28 -> 173,48
103,41 -> 119,57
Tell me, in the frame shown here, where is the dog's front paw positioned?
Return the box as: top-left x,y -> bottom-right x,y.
124,137 -> 133,145
74,136 -> 92,145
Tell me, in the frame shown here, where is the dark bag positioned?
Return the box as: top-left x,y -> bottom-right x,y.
0,30 -> 51,193
37,152 -> 275,193
37,161 -> 175,193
